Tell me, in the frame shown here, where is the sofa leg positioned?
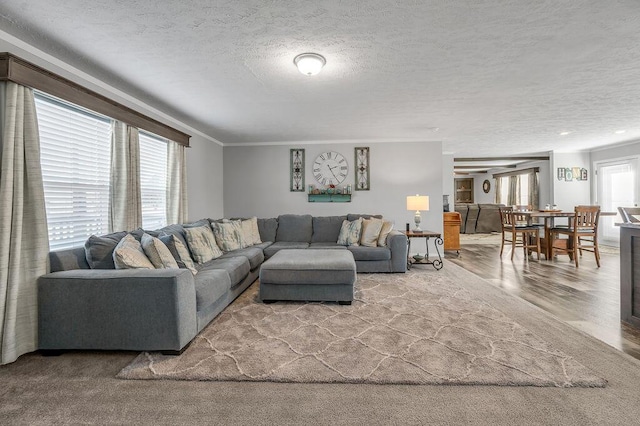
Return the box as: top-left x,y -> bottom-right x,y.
262,300 -> 277,304
338,301 -> 352,305
161,339 -> 193,356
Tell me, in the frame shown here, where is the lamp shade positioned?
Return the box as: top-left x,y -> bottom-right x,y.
407,195 -> 429,211
294,53 -> 326,76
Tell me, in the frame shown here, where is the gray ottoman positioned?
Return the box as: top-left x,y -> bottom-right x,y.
259,249 -> 356,304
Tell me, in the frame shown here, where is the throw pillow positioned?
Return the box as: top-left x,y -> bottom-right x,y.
184,225 -> 223,264
212,220 -> 245,252
360,217 -> 384,247
112,234 -> 155,270
141,233 -> 179,269
337,218 -> 363,246
241,217 -> 262,246
377,220 -> 395,247
159,234 -> 198,274
84,231 -> 128,269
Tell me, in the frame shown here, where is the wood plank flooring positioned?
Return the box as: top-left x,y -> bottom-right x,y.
447,237 -> 640,361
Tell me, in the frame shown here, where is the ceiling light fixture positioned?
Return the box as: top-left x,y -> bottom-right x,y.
294,53 -> 326,76
559,131 -> 571,136
615,130 -> 626,134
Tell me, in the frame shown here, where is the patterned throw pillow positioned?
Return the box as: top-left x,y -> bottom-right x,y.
377,220 -> 395,247
159,234 -> 198,274
337,218 -> 363,246
360,218 -> 384,247
184,225 -> 223,264
212,220 -> 245,252
241,217 -> 262,246
141,233 -> 179,269
112,234 -> 155,270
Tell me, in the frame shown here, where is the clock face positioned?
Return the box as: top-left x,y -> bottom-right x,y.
313,151 -> 348,186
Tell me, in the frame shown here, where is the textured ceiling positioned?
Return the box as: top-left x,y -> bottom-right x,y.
1,1 -> 639,156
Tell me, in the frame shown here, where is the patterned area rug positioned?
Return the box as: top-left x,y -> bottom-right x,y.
118,269 -> 606,387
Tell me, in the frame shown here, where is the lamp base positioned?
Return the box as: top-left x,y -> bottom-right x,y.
413,211 -> 423,233
412,227 -> 423,233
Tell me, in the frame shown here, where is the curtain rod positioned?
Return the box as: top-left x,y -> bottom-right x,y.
492,167 -> 539,178
0,52 -> 190,147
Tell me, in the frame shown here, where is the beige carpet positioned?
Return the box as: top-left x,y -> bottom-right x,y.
118,270 -> 605,387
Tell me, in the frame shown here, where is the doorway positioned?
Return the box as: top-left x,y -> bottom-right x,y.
596,157 -> 638,244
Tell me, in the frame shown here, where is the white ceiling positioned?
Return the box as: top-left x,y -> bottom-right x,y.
1,1 -> 639,156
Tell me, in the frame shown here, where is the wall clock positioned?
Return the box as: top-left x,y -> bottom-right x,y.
482,179 -> 491,193
355,147 -> 370,190
313,151 -> 348,186
290,148 -> 305,191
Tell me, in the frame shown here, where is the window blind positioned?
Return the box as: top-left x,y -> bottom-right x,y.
35,93 -> 112,251
139,131 -> 168,230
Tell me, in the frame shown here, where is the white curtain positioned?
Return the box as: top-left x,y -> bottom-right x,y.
166,141 -> 188,224
109,121 -> 141,232
0,82 -> 50,364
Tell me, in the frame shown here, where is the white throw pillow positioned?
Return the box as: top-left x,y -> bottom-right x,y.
184,225 -> 223,263
360,218 -> 384,247
241,217 -> 262,246
212,220 -> 245,252
377,220 -> 394,247
337,218 -> 363,246
113,234 -> 155,270
141,233 -> 179,269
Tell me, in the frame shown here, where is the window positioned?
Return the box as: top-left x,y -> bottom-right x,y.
495,168 -> 539,208
139,131 -> 168,230
35,93 -> 112,251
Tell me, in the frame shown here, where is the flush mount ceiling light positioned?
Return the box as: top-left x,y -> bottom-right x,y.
293,53 -> 326,76
615,130 -> 626,134
559,131 -> 572,136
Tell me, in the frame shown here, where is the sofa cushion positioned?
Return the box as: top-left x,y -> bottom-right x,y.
157,224 -> 190,251
276,214 -> 313,242
198,256 -> 250,287
194,269 -> 231,311
220,246 -> 265,270
257,218 -> 278,242
184,225 -> 223,264
360,218 -> 384,247
211,220 -> 245,252
337,218 -> 363,246
308,242 -> 348,249
141,233 -> 179,269
85,231 -> 128,269
348,246 -> 392,261
159,234 -> 197,274
113,234 -> 155,270
241,217 -> 262,246
311,216 -> 347,242
347,214 -> 383,222
263,242 -> 309,259
378,220 -> 394,247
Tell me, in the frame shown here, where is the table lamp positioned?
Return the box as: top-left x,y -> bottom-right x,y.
407,194 -> 429,232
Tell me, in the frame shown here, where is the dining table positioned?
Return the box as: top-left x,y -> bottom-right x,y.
516,209 -> 616,259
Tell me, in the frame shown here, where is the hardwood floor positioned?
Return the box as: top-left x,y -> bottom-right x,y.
447,238 -> 640,361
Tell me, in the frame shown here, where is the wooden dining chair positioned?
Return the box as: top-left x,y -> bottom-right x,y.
618,206 -> 640,223
499,206 -> 541,261
550,205 -> 601,267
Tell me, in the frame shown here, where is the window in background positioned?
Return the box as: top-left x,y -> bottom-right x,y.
35,93 -> 112,250
139,131 -> 168,230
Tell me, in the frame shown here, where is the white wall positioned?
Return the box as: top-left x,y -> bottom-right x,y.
186,135 -> 224,221
473,175 -> 494,204
224,141 -> 443,255
550,152 -> 591,211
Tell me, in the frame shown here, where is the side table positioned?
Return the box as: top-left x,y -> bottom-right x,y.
403,230 -> 443,270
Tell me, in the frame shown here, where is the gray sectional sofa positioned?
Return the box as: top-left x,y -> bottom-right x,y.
38,214 -> 407,354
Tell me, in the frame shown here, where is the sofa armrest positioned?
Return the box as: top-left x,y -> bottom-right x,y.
387,230 -> 408,272
38,268 -> 197,352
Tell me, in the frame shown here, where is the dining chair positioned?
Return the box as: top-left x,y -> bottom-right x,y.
550,205 -> 601,267
618,206 -> 640,223
499,206 -> 541,261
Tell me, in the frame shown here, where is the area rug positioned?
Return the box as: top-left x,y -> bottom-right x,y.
118,266 -> 606,387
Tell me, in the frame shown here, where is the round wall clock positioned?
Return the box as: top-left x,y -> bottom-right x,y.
313,151 -> 348,186
482,179 -> 491,193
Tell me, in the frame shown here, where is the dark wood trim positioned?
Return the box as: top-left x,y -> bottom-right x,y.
0,52 -> 190,146
492,167 -> 539,178
454,165 -> 516,169
454,156 -> 549,162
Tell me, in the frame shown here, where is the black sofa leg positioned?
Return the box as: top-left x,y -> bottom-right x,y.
161,339 -> 193,356
40,350 -> 64,357
339,301 -> 352,305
